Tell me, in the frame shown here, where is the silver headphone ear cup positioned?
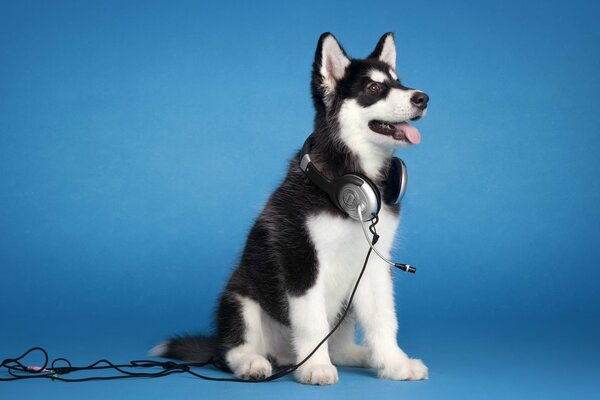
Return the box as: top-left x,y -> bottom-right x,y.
336,179 -> 380,221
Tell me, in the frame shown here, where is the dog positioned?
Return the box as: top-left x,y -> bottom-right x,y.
151,32 -> 429,385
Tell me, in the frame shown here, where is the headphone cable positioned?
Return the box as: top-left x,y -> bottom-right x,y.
357,204 -> 416,273
1,233 -> 377,383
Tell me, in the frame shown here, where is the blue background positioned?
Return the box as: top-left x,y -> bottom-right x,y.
1,0 -> 599,398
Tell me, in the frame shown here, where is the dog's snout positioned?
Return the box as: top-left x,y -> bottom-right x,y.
410,92 -> 429,110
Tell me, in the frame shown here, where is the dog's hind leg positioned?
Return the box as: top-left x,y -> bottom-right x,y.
329,314 -> 371,367
220,294 -> 273,380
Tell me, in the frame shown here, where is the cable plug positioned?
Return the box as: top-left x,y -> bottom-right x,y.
394,263 -> 416,273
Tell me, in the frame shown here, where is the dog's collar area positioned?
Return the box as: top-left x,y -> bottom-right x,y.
300,134 -> 407,209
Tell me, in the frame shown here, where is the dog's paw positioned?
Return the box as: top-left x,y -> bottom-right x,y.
378,358 -> 428,381
232,354 -> 272,380
296,363 -> 339,385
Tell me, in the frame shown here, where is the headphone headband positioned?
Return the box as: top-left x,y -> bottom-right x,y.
300,135 -> 407,221
300,136 -> 333,195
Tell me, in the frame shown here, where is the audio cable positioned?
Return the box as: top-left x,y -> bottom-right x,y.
1,208 -> 414,383
2,235 -> 377,383
357,204 -> 416,273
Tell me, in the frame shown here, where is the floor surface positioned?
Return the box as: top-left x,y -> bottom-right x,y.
2,316 -> 598,399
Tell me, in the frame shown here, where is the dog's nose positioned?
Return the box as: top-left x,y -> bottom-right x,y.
410,91 -> 429,110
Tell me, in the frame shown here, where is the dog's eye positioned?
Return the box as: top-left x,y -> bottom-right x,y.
367,82 -> 383,94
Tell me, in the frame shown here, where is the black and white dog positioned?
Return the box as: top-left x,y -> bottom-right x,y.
152,32 -> 429,385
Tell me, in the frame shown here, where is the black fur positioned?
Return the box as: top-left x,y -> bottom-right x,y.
160,33 -> 406,363
159,335 -> 218,363
368,32 -> 392,61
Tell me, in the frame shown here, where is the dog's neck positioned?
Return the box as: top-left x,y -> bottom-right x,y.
310,124 -> 394,183
343,137 -> 394,180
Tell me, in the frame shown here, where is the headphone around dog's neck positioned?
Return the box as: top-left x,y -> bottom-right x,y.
300,135 -> 408,221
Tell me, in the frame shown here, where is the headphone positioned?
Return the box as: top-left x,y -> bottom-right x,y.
300,135 -> 408,221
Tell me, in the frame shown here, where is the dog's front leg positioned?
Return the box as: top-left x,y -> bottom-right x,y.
288,284 -> 339,385
354,261 -> 428,380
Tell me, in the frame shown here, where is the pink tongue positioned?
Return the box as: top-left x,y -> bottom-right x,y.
395,122 -> 421,144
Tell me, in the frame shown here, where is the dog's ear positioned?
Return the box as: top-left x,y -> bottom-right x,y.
312,33 -> 350,104
369,32 -> 396,70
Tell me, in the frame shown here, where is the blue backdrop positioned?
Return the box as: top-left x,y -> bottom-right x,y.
1,0 -> 599,399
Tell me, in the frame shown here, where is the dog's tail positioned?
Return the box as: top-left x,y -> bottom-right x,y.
149,335 -> 218,363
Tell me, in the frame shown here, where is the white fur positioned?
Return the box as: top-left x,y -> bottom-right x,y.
328,316 -> 371,367
304,207 -> 427,380
369,69 -> 388,83
320,35 -> 350,98
337,89 -> 421,179
148,342 -> 168,357
225,295 -> 295,379
376,34 -> 397,70
389,69 -> 398,80
287,207 -> 400,384
288,284 -> 339,384
225,296 -> 272,379
260,307 -> 295,366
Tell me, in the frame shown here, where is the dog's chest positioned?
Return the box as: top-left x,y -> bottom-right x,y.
305,207 -> 399,318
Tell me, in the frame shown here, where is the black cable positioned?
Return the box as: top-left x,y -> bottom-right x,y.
1,223 -> 379,383
0,347 -> 217,382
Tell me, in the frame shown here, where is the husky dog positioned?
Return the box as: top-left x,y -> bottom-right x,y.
152,32 -> 429,385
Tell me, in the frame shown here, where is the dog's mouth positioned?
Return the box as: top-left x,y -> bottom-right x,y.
368,119 -> 421,144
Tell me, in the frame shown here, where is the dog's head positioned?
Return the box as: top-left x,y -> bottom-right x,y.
311,33 -> 428,161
